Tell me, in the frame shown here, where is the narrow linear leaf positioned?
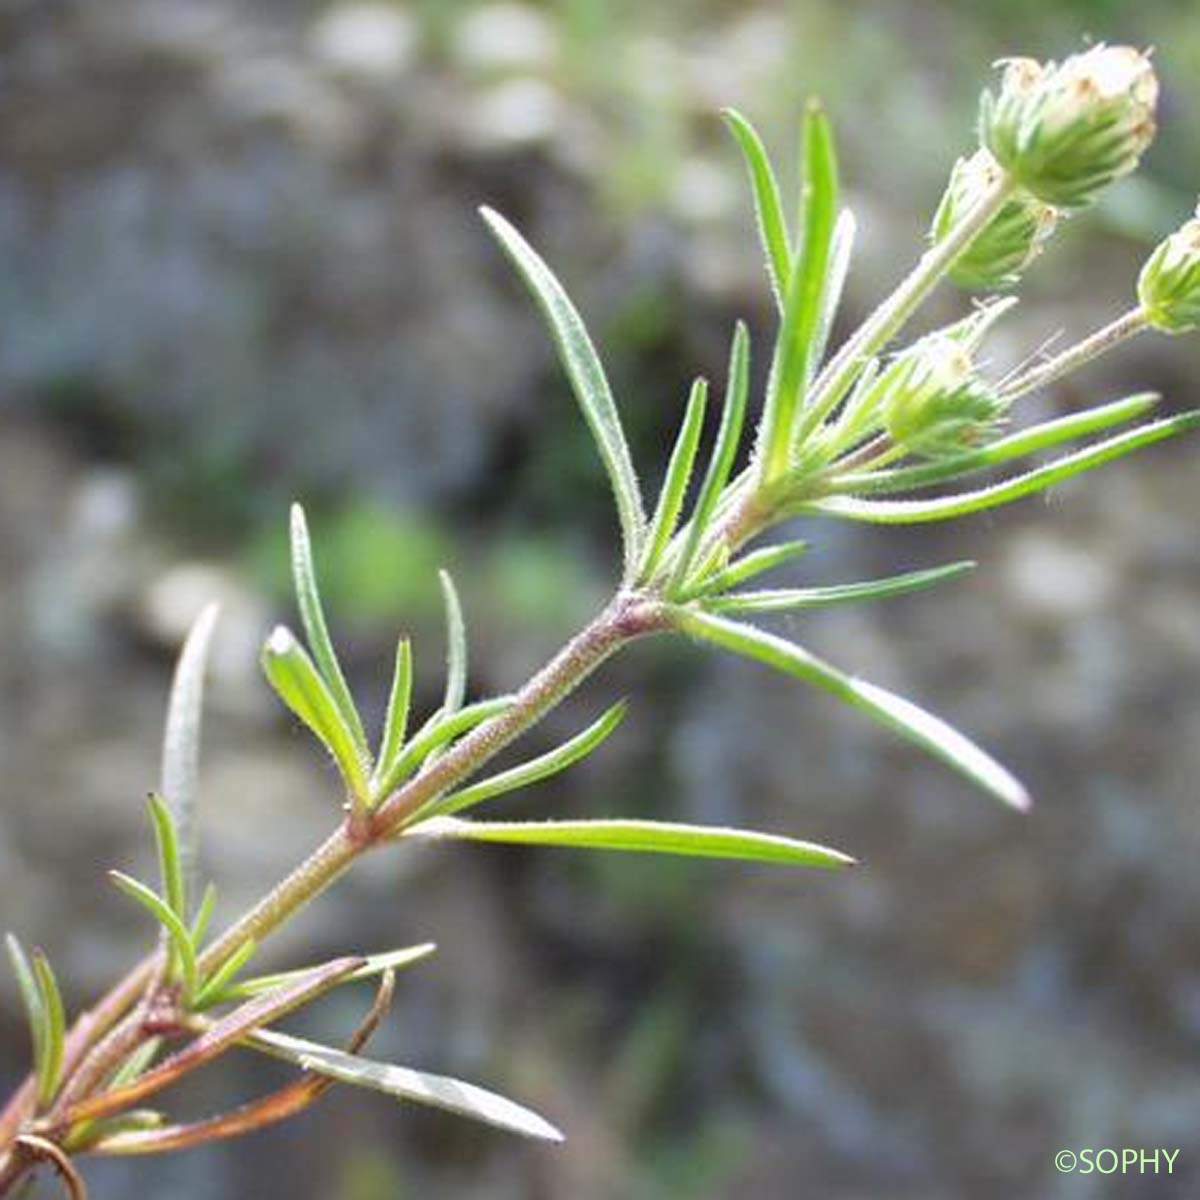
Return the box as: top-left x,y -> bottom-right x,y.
289,504 -> 368,757
32,951 -> 66,1106
673,607 -> 1029,811
107,1039 -> 163,1091
707,561 -> 975,614
722,108 -> 793,306
412,816 -> 855,869
109,873 -> 198,1003
70,1109 -> 165,1153
145,794 -> 185,923
189,882 -> 218,946
673,322 -> 751,590
944,296 -> 1020,353
758,102 -> 839,479
216,943 -> 436,1004
246,1027 -> 564,1142
90,972 -> 397,1157
60,957 -> 364,1127
812,412 -> 1200,523
63,1035 -> 168,1151
811,208 -> 857,370
373,695 -> 513,800
192,939 -> 258,1012
480,207 -> 646,580
261,626 -> 370,805
145,793 -> 186,983
640,378 -> 709,581
438,570 -> 467,717
832,392 -> 1161,496
160,601 -> 219,916
6,935 -> 48,1106
373,637 -> 413,796
687,539 -> 811,598
433,703 -> 627,818
822,356 -> 883,458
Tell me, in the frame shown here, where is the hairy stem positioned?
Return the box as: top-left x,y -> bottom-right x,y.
796,173 -> 1015,440
999,306 -> 1148,400
686,174 -> 1015,575
0,592 -> 669,1190
197,589 -> 666,976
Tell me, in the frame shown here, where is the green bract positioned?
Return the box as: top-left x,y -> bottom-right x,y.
1138,204 -> 1200,333
877,332 -> 1009,459
980,45 -> 1157,209
931,149 -> 1057,289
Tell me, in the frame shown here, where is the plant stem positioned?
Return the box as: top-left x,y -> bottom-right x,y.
0,954 -> 158,1152
686,174 -> 1015,575
796,174 -> 1016,441
999,306 -> 1148,399
0,592 -> 669,1191
196,590 -> 667,977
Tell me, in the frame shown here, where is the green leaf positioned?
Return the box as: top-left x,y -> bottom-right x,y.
640,378 -> 709,581
245,1027 -> 564,1142
433,703 -> 628,818
686,539 -> 810,598
218,943 -> 437,1004
61,1036 -> 164,1148
373,637 -> 413,797
411,815 -> 855,869
190,882 -> 218,946
832,392 -> 1161,495
31,951 -> 65,1105
707,561 -> 975,613
160,601 -> 219,916
722,108 -> 793,307
175,957 -> 361,1066
672,322 -> 751,591
672,607 -> 1029,810
372,695 -> 514,800
811,208 -> 857,371
481,207 -> 646,580
191,939 -> 259,1011
812,412 -> 1200,523
109,872 -> 199,1003
145,793 -> 187,984
145,794 -> 185,923
758,101 -> 839,479
6,934 -> 49,1106
107,1039 -> 163,1090
438,570 -> 467,717
290,504 -> 368,758
61,959 -> 366,1128
822,356 -> 883,457
261,625 -> 370,806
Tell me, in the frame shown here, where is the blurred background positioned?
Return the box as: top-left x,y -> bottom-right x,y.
1,1 -> 1198,1197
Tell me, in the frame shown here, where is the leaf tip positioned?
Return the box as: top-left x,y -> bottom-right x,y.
264,625 -> 297,657
1008,782 -> 1034,813
289,501 -> 307,537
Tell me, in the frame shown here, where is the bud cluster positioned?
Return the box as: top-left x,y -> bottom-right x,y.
931,149 -> 1057,290
878,333 -> 1008,460
979,45 -> 1157,210
1138,204 -> 1200,333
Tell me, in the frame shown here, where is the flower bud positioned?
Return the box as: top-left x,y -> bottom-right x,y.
880,334 -> 1008,459
980,45 -> 1157,210
931,150 -> 1058,290
1137,205 -> 1200,333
